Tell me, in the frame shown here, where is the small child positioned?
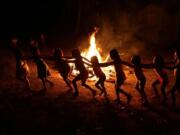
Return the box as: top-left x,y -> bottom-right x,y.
18,60 -> 31,90
53,48 -> 72,90
68,49 -> 96,97
131,55 -> 149,105
164,50 -> 180,108
99,49 -> 132,104
30,39 -> 40,59
35,56 -> 54,92
91,56 -> 107,97
152,55 -> 169,106
11,37 -> 31,90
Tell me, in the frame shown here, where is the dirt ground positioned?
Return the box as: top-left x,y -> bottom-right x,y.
0,48 -> 180,135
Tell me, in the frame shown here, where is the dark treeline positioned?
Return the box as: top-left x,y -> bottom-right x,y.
0,0 -> 179,49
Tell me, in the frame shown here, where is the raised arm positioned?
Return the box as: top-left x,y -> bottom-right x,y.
40,55 -> 54,60
99,61 -> 114,67
66,59 -> 75,63
140,63 -> 156,69
64,56 -> 74,59
83,61 -> 92,67
164,60 -> 176,65
121,61 -> 134,68
163,62 -> 179,70
82,56 -> 91,63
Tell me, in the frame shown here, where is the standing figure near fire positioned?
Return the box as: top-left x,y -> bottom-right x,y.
11,37 -> 31,90
30,39 -> 40,59
130,55 -> 152,106
152,55 -> 169,106
91,56 -> 107,97
99,49 -> 132,104
30,39 -> 53,92
164,50 -> 180,109
53,48 -> 72,90
68,49 -> 96,97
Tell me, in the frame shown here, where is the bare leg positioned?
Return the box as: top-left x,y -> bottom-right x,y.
63,78 -> 72,90
115,82 -> 132,104
72,74 -> 81,96
41,78 -> 47,90
135,81 -> 140,90
140,80 -> 149,105
24,77 -> 31,90
161,80 -> 167,106
82,79 -> 96,98
171,83 -> 178,108
95,79 -> 104,95
152,79 -> 160,97
100,81 -> 107,97
45,78 -> 54,87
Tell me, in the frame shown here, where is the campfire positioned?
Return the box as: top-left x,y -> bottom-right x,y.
70,27 -> 115,81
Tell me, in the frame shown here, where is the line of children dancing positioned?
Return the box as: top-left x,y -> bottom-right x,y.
11,37 -> 179,109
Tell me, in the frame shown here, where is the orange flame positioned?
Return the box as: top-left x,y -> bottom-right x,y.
80,28 -> 115,81
82,28 -> 102,62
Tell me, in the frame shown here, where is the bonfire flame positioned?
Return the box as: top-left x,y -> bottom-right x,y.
70,27 -> 115,81
70,27 -> 130,82
80,27 -> 115,81
82,28 -> 102,62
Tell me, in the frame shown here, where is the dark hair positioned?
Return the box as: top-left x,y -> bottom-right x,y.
153,55 -> 164,66
72,48 -> 81,58
131,55 -> 141,65
91,56 -> 99,64
54,48 -> 63,59
110,49 -> 120,60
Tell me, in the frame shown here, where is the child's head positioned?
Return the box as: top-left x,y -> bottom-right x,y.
11,37 -> 18,47
153,55 -> 164,66
91,56 -> 99,65
72,49 -> 81,58
54,48 -> 63,59
131,55 -> 141,65
110,49 -> 120,60
30,39 -> 38,47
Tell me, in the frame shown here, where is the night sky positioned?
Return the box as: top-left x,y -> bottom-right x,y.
0,0 -> 179,49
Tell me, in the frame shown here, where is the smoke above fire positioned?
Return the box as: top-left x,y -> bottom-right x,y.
79,2 -> 179,60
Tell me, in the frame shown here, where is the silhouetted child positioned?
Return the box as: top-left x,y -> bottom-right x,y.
11,37 -> 31,90
131,55 -> 150,105
30,43 -> 53,92
68,49 -> 96,97
164,50 -> 180,108
35,56 -> 54,92
152,55 -> 169,106
99,49 -> 132,104
18,60 -> 31,90
53,48 -> 72,90
30,39 -> 40,59
91,56 -> 107,97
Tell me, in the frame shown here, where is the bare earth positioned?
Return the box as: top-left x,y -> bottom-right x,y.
0,48 -> 179,135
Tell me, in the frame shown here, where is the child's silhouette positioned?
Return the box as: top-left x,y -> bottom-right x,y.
53,48 -> 72,90
35,56 -> 54,92
91,56 -> 107,97
164,50 -> 180,109
30,42 -> 53,93
131,55 -> 150,106
68,49 -> 96,97
11,37 -> 31,90
152,55 -> 169,106
99,49 -> 132,104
